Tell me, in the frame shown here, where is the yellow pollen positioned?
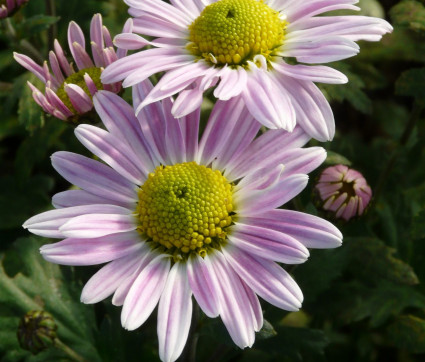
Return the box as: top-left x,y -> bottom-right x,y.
56,66 -> 103,114
136,162 -> 234,257
188,0 -> 287,66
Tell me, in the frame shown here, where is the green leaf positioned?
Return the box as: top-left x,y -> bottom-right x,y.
18,74 -> 45,132
294,248 -> 349,303
18,15 -> 61,35
411,209 -> 425,240
0,237 -> 101,361
320,63 -> 372,114
253,327 -> 328,362
14,121 -> 67,181
404,182 -> 425,215
373,202 -> 399,248
256,319 -> 277,340
0,175 -> 53,230
395,67 -> 425,106
324,150 -> 352,166
387,315 -> 425,353
338,282 -> 425,327
390,0 -> 425,34
347,237 -> 419,285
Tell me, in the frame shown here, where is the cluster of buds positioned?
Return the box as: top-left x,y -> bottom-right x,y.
0,0 -> 28,19
14,13 -> 130,122
17,310 -> 57,355
315,164 -> 372,221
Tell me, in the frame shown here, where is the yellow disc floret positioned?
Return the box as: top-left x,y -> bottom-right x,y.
188,0 -> 287,66
56,67 -> 103,113
136,162 -> 234,258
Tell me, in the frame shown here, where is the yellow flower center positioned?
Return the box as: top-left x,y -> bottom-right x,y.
188,0 -> 287,66
136,162 -> 234,258
56,67 -> 103,114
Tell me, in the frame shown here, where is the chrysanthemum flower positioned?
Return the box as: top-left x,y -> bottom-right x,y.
0,0 -> 28,19
23,81 -> 342,362
102,0 -> 392,141
13,14 -> 130,122
315,164 -> 372,221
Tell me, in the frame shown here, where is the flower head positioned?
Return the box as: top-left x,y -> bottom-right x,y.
17,310 -> 58,355
315,164 -> 372,221
23,81 -> 342,362
102,0 -> 392,141
0,0 -> 28,19
13,14 -> 130,122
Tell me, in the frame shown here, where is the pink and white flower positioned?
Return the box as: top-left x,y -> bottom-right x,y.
315,164 -> 372,221
23,80 -> 342,362
14,14 -> 129,122
0,0 -> 28,19
102,0 -> 392,141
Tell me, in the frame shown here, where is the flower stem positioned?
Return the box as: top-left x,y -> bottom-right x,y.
185,304 -> 200,362
54,338 -> 87,362
374,100 -> 424,202
4,18 -> 44,63
45,0 -> 57,49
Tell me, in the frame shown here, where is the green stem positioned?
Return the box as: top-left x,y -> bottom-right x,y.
291,196 -> 304,212
54,338 -> 87,362
19,39 -> 45,64
185,304 -> 200,362
373,100 -> 424,203
45,0 -> 57,49
4,18 -> 44,63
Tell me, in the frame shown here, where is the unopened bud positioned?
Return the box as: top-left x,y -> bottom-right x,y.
17,310 -> 57,355
0,0 -> 29,19
315,164 -> 372,221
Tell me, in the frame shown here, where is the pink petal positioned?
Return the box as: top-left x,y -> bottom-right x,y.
81,251 -> 147,303
210,252 -> 256,348
126,0 -> 192,28
51,151 -> 137,204
59,213 -> 136,238
214,66 -> 248,100
273,61 -> 348,84
239,209 -> 342,249
242,64 -> 295,130
187,254 -> 220,317
40,231 -> 144,265
197,97 -> 259,169
235,173 -> 309,216
158,262 -> 192,362
228,223 -> 309,264
225,126 -> 310,180
112,250 -> 157,306
133,14 -> 188,38
75,124 -> 146,183
65,84 -> 93,114
13,52 -> 47,83
23,204 -> 130,239
223,245 -> 303,311
52,189 -> 129,209
279,75 -> 335,141
114,33 -> 149,50
93,91 -> 156,171
121,255 -> 171,330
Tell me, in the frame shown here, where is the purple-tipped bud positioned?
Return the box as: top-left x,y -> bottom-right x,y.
13,14 -> 126,123
0,0 -> 29,19
315,164 -> 372,221
17,310 -> 57,355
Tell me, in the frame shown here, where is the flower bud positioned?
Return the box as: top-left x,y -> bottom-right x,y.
315,164 -> 372,221
0,0 -> 29,19
17,310 -> 57,355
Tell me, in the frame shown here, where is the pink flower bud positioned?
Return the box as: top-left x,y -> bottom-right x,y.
315,164 -> 372,221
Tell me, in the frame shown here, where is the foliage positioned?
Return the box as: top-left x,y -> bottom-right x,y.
1,0 -> 425,361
